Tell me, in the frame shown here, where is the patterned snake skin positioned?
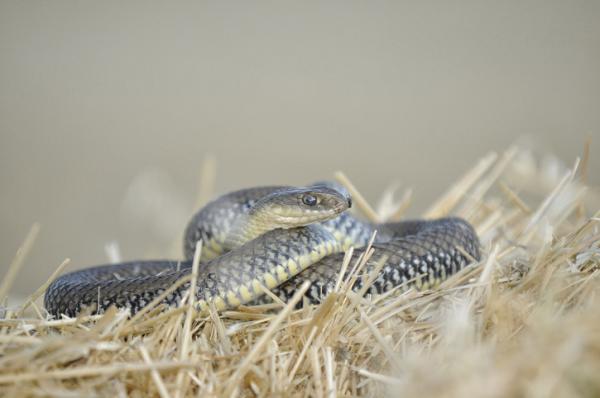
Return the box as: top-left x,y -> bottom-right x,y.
44,185 -> 480,317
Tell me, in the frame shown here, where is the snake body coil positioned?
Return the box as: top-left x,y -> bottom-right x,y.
44,185 -> 480,317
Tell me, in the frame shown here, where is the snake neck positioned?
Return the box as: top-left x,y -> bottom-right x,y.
319,212 -> 379,250
223,208 -> 283,249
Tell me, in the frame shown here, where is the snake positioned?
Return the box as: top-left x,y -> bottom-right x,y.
44,184 -> 481,317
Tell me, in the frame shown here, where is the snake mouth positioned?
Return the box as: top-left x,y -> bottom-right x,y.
332,198 -> 351,213
274,210 -> 343,228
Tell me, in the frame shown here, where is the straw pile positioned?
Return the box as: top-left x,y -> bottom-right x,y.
1,146 -> 599,397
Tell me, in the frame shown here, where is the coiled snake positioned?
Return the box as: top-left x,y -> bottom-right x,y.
44,184 -> 480,317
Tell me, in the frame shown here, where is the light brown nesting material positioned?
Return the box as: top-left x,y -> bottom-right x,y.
1,147 -> 599,397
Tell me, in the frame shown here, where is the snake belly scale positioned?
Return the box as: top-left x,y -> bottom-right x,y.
44,184 -> 481,317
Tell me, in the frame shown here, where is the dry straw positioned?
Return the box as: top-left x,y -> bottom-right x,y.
1,147 -> 599,397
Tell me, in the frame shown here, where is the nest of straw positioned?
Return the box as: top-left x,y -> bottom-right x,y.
1,146 -> 599,397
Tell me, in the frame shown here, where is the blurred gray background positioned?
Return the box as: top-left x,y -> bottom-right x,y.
1,1 -> 599,297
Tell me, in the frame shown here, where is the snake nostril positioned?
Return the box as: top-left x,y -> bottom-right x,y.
347,197 -> 352,208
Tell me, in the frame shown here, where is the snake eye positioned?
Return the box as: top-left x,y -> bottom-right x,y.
302,194 -> 318,206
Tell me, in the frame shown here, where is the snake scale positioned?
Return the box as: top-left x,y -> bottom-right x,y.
44,184 -> 480,317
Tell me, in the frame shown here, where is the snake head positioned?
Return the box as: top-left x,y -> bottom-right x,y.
252,185 -> 351,229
